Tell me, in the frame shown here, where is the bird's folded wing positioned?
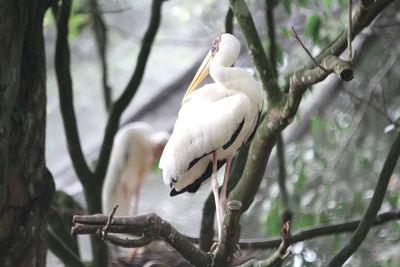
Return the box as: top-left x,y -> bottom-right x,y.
160,93 -> 252,181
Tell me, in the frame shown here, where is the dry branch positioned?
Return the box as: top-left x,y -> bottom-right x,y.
73,213 -> 212,266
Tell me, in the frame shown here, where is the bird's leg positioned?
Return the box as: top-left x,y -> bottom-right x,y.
211,151 -> 222,242
219,155 -> 233,217
133,184 -> 141,215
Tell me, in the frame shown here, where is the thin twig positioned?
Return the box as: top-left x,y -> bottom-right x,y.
236,210 -> 400,250
324,44 -> 400,181
291,26 -> 328,73
238,221 -> 292,267
348,0 -> 353,60
97,204 -> 118,240
344,88 -> 400,128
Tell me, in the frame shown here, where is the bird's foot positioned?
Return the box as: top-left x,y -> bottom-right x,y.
209,242 -> 219,254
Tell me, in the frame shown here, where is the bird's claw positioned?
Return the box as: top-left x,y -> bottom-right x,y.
209,242 -> 219,254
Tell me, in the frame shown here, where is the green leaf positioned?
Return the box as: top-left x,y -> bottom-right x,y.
282,0 -> 292,14
281,27 -> 292,37
295,164 -> 307,191
263,201 -> 281,235
325,0 -> 332,8
305,13 -> 322,43
152,157 -> 162,174
388,192 -> 398,208
262,39 -> 270,53
337,0 -> 346,8
297,213 -> 314,228
391,221 -> 398,233
68,13 -> 87,39
332,234 -> 341,254
298,0 -> 310,6
311,115 -> 319,133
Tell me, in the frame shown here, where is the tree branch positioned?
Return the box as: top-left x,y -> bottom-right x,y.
54,0 -> 94,184
229,0 -> 282,105
291,26 -> 328,73
324,45 -> 400,181
327,132 -> 400,266
89,0 -> 112,112
282,55 -> 353,129
314,0 -> 393,65
214,201 -> 242,266
47,230 -> 84,267
94,0 -> 165,179
72,213 -> 212,266
225,7 -> 234,34
199,144 -> 250,251
265,0 -> 292,226
238,221 -> 291,267
238,210 -> 400,249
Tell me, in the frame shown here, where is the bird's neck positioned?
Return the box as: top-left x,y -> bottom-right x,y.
210,64 -> 262,108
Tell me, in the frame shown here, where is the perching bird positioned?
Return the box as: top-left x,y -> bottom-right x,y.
102,122 -> 169,216
159,33 -> 264,242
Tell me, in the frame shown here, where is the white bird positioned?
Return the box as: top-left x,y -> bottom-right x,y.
159,33 -> 264,243
102,122 -> 170,216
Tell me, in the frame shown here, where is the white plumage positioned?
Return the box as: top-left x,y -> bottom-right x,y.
102,122 -> 169,216
159,33 -> 264,242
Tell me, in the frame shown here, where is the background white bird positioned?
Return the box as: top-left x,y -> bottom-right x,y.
102,122 -> 170,216
159,33 -> 264,242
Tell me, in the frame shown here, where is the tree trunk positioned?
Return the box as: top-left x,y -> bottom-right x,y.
0,1 -> 54,266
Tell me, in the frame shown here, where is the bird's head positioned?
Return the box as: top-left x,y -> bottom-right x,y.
182,33 -> 241,106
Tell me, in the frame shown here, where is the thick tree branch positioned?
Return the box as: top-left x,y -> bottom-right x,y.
101,233 -> 153,248
94,0 -> 165,179
328,132 -> 400,266
265,0 -> 292,226
229,0 -> 282,105
199,144 -> 250,251
225,7 -> 234,34
54,0 -> 94,183
314,0 -> 393,65
282,55 -> 353,130
72,213 -> 212,266
214,201 -> 242,266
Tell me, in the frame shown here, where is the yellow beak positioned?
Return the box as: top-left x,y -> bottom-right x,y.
182,51 -> 213,106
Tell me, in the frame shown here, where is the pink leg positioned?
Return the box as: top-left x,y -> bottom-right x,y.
133,184 -> 141,215
211,152 -> 222,242
219,155 -> 233,217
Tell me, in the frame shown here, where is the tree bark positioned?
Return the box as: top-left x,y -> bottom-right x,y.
0,1 -> 54,266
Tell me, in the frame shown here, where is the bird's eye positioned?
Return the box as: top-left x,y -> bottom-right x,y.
210,36 -> 221,55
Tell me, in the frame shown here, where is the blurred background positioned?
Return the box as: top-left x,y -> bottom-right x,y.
44,0 -> 400,266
